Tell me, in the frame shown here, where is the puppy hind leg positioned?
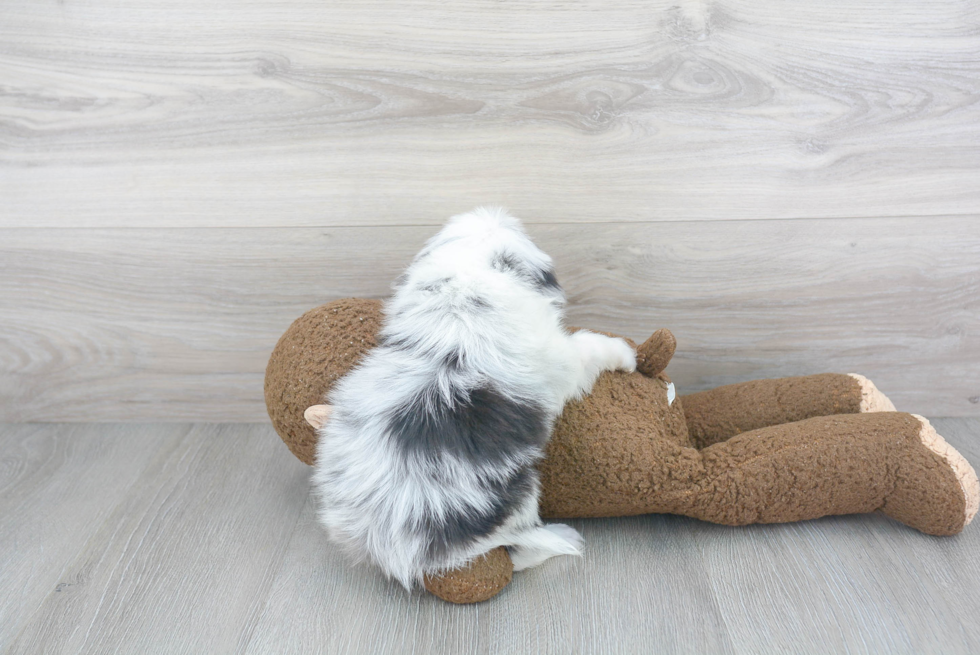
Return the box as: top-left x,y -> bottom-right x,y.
487,483 -> 583,571
508,523 -> 584,571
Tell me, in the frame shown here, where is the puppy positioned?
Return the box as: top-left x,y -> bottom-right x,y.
311,207 -> 636,589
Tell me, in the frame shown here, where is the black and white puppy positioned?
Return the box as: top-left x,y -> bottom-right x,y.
311,207 -> 636,589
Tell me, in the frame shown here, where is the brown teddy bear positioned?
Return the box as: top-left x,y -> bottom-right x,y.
265,298 -> 979,604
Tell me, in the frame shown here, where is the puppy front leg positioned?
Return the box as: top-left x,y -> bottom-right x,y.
566,330 -> 636,400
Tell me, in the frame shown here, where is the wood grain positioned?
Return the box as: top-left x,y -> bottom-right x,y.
1,217 -> 978,421
0,424 -> 187,647
2,421 -> 978,653
2,1 -> 979,227
3,423 -> 310,654
707,417 -> 980,654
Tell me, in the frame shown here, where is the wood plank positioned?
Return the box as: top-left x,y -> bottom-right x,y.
2,421 -> 978,653
709,417 -> 980,653
2,1 -> 979,227
5,423 -> 310,654
0,424 -> 187,647
704,514 -> 980,653
2,216 -> 978,421
246,418 -> 980,654
241,501 -> 735,655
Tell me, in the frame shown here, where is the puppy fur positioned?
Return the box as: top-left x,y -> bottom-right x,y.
311,207 -> 636,589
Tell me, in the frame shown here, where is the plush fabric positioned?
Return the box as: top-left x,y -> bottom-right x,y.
264,298 -> 382,465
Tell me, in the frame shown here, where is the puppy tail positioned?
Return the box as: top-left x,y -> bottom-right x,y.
507,523 -> 584,571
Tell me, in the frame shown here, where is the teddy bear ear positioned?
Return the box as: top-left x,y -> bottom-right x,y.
636,329 -> 677,378
304,404 -> 333,429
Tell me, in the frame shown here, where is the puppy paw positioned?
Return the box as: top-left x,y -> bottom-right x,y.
571,330 -> 636,382
614,339 -> 636,373
607,337 -> 637,373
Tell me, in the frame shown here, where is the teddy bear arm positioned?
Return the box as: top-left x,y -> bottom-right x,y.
680,373 -> 884,450
265,299 -> 385,465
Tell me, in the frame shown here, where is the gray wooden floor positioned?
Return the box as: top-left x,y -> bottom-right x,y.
2,420 -> 979,654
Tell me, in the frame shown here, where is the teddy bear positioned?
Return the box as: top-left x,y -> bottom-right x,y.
264,298 -> 979,604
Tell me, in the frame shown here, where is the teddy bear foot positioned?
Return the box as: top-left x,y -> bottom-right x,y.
423,547 -> 514,603
913,415 -> 980,528
847,374 -> 897,413
881,415 -> 979,536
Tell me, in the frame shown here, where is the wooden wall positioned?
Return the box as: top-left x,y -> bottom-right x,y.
2,1 -> 979,420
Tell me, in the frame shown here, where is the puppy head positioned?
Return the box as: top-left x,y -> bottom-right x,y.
400,207 -> 562,302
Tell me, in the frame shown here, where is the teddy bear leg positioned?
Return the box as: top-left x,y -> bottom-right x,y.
681,373 -> 895,449
682,412 -> 977,535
